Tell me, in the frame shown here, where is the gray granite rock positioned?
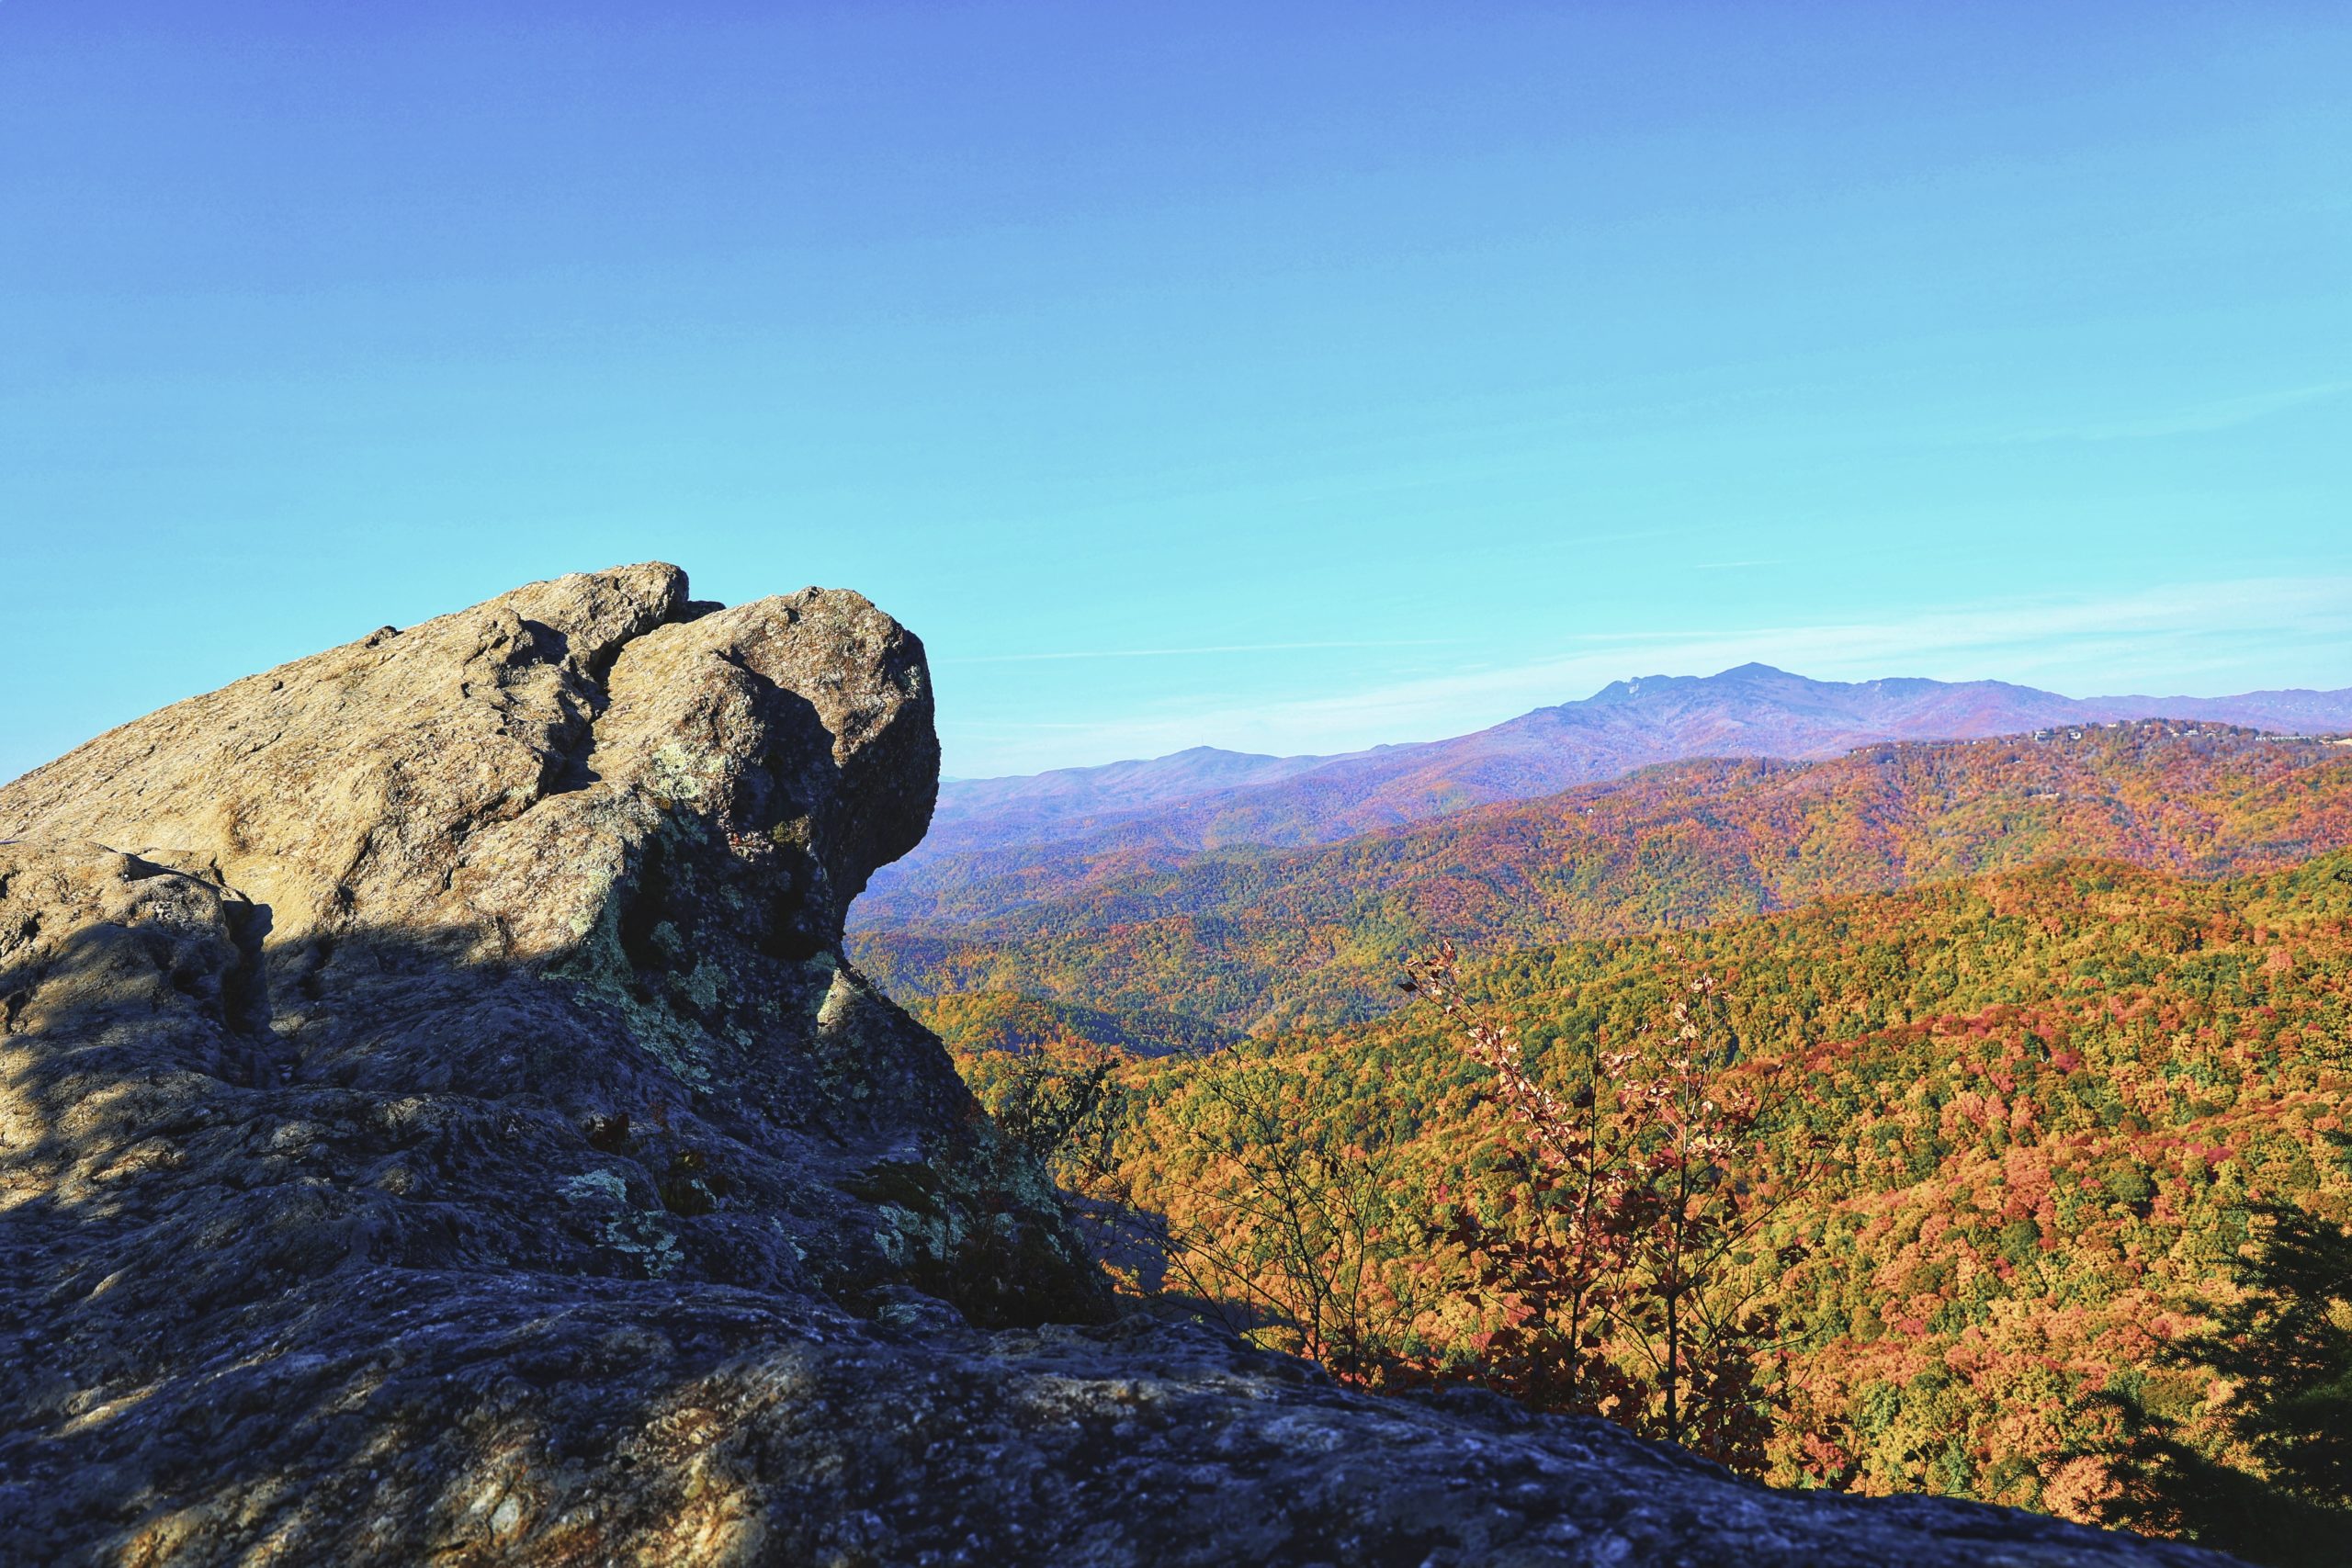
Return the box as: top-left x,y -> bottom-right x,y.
0,567 -> 2236,1566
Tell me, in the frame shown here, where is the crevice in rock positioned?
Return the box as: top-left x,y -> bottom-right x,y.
295,935 -> 336,1002
536,587 -> 703,803
538,699 -> 605,800
220,896 -> 274,1037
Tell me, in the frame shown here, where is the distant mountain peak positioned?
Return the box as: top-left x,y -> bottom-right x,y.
1589,661 -> 1810,705
910,667 -> 2352,886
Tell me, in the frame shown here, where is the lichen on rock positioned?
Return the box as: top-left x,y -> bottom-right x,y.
0,566 -> 2239,1566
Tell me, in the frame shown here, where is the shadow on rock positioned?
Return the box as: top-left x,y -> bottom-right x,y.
0,563 -> 2247,1567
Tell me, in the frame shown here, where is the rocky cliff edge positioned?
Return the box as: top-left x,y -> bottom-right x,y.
0,566 -> 2233,1566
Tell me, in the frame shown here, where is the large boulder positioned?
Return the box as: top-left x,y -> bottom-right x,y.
0,567 -> 2233,1565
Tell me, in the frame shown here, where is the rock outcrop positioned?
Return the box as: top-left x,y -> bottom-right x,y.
0,567 -> 2233,1566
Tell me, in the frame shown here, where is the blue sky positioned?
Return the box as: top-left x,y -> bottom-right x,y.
4,2 -> 2347,782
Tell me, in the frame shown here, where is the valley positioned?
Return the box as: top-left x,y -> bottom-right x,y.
860,717 -> 2352,1045
881,682 -> 2352,1561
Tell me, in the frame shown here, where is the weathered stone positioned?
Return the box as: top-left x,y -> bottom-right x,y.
0,567 -> 2235,1565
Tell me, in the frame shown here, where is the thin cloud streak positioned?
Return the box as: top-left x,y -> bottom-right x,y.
940,637 -> 1457,665
1993,381 -> 2352,446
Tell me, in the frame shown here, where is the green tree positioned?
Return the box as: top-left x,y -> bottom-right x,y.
2092,1201 -> 2352,1566
978,1043 -> 1128,1190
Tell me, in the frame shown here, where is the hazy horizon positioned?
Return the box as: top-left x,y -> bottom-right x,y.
931,652 -> 2352,784
6,4 -> 2347,781
5,575 -> 2348,792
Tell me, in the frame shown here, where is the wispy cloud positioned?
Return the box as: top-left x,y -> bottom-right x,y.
1993,381 -> 2352,445
938,637 -> 1456,665
940,576 -> 2352,774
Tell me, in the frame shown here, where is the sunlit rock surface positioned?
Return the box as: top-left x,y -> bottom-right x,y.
0,567 -> 2234,1565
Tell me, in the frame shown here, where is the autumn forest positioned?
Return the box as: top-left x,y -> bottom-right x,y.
864,719 -> 2352,1566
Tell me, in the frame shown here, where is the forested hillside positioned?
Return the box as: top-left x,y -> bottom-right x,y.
868,670 -> 2352,933
968,851 -> 2352,1548
862,721 -> 2352,1045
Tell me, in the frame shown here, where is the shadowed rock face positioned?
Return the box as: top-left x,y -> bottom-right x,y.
0,568 -> 2236,1566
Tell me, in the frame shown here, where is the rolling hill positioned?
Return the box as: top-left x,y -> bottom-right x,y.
856,721 -> 2352,1045
865,665 -> 2352,930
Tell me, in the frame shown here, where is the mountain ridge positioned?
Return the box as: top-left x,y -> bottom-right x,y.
865,665 -> 2352,931
0,566 -> 2232,1566
856,719 -> 2352,1043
